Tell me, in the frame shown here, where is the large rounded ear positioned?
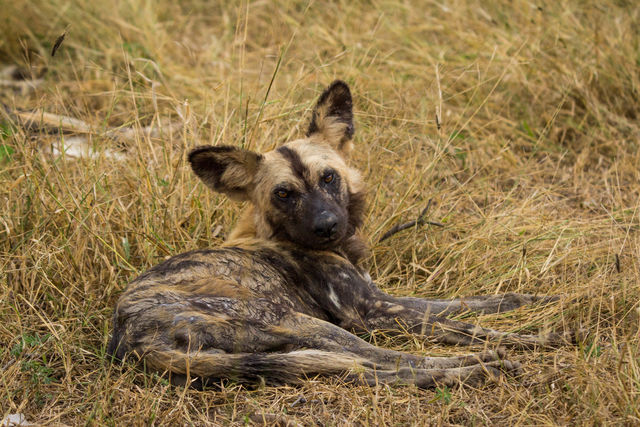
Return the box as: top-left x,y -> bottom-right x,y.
188,145 -> 262,201
306,80 -> 354,151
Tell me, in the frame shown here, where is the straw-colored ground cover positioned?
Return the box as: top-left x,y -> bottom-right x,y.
1,0 -> 639,424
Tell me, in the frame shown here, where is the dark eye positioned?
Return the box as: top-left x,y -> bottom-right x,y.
322,173 -> 335,184
275,189 -> 289,199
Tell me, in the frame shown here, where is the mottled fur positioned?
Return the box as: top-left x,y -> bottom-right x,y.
108,81 -> 572,389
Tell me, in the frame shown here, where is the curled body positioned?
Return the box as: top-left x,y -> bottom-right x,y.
108,81 -> 574,388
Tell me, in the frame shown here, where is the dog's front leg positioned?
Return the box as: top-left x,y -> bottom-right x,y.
371,290 -> 558,317
358,289 -> 575,349
302,254 -> 574,348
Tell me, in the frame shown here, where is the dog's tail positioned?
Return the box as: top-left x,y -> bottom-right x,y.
137,346 -> 370,387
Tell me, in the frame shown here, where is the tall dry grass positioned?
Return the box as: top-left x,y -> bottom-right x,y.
1,0 -> 639,424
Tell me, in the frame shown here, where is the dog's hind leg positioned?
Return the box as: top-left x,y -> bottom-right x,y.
350,359 -> 521,388
143,346 -> 520,389
273,312 -> 518,372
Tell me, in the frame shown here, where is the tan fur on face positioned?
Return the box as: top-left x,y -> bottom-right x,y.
227,139 -> 364,243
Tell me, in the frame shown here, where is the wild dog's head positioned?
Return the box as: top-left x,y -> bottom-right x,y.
189,81 -> 366,251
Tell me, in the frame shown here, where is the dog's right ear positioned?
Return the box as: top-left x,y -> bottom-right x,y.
188,146 -> 262,201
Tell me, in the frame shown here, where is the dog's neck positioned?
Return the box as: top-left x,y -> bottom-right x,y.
226,205 -> 369,266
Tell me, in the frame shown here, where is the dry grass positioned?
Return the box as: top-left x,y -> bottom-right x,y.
1,0 -> 639,424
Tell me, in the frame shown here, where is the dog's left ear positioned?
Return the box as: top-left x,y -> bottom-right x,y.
306,80 -> 354,152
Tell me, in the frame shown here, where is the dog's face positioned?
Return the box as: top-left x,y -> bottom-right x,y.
189,81 -> 366,249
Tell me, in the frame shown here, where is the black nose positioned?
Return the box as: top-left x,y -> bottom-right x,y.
313,211 -> 338,238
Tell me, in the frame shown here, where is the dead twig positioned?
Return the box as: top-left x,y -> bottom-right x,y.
378,199 -> 444,243
289,396 -> 307,407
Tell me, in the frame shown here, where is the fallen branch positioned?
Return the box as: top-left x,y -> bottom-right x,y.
10,108 -> 182,141
12,109 -> 93,133
4,107 -> 183,160
378,199 -> 444,243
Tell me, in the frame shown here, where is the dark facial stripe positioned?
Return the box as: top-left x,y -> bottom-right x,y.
277,146 -> 311,189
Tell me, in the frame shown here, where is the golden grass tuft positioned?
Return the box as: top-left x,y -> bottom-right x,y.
1,0 -> 639,424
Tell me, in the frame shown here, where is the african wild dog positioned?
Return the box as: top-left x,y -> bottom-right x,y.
108,81 -> 574,388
